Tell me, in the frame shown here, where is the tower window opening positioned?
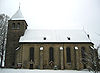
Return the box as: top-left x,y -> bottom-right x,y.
17,23 -> 20,29
12,23 -> 15,29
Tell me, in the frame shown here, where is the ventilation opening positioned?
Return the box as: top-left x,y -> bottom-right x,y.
43,37 -> 46,40
67,37 -> 70,40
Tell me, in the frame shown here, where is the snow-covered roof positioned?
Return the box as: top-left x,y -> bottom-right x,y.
11,8 -> 24,20
19,29 -> 91,43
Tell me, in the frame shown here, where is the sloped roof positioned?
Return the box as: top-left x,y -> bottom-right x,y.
19,29 -> 91,43
11,8 -> 24,20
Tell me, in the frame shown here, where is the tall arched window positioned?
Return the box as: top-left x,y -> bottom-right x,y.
49,47 -> 54,62
30,47 -> 34,62
81,47 -> 86,68
81,47 -> 85,62
66,47 -> 71,63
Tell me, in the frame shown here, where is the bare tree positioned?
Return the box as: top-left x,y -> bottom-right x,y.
0,14 -> 9,67
81,45 -> 100,73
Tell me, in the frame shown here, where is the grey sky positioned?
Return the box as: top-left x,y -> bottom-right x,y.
0,0 -> 100,46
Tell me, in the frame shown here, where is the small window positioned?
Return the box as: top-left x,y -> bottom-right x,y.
67,37 -> 70,40
43,37 -> 46,40
12,23 -> 15,29
87,34 -> 90,38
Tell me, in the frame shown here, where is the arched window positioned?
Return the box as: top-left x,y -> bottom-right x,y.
12,23 -> 15,29
49,47 -> 54,62
81,47 -> 85,62
30,47 -> 34,62
17,23 -> 20,29
66,47 -> 71,63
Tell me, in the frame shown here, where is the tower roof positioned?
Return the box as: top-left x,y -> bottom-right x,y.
11,7 -> 24,20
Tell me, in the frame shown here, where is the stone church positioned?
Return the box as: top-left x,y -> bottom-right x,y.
5,8 -> 94,70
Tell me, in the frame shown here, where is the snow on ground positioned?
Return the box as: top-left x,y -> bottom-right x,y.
0,68 -> 94,73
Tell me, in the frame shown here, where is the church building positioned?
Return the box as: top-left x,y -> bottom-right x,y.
5,8 -> 94,70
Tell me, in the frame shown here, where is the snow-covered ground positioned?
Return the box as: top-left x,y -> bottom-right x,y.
0,68 -> 94,73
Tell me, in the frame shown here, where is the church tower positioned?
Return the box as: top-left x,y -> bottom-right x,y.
5,7 -> 27,68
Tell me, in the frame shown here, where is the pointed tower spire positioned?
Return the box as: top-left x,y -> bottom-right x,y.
11,5 -> 24,20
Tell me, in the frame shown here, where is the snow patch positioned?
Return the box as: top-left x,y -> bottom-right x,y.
0,68 -> 93,73
60,47 -> 63,50
40,47 -> 43,50
75,46 -> 78,50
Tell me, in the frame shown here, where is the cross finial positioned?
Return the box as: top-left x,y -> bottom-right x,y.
19,2 -> 21,9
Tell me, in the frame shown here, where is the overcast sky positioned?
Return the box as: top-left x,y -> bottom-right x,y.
0,0 -> 100,46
